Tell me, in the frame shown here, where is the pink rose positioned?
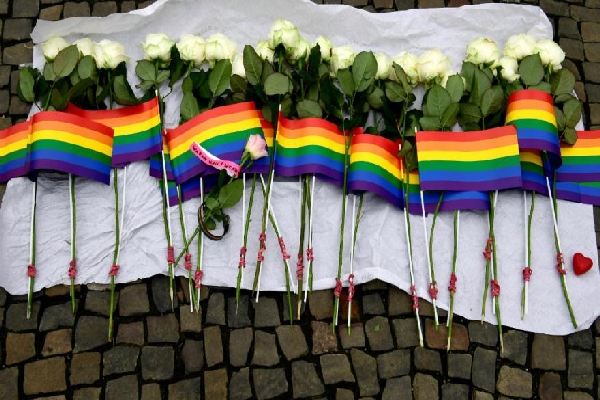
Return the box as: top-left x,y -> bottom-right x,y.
244,134 -> 268,160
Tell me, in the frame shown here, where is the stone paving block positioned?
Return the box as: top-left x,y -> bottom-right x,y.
141,346 -> 174,380
351,348 -> 379,396
204,325 -> 223,367
586,84 -> 600,102
448,353 -> 472,379
70,352 -> 100,385
63,1 -> 90,18
564,393 -> 595,400
414,346 -> 442,372
473,391 -> 494,400
92,1 -> 117,17
532,334 -> 566,370
364,316 -> 393,351
0,367 -> 18,400
206,291 -> 226,325
253,297 -> 280,327
253,368 -> 288,400
24,357 -> 66,395
582,22 -> 600,42
141,383 -> 161,400
84,290 -> 116,316
568,349 -> 594,389
539,372 -> 563,400
105,374 -> 138,400
312,320 -> 338,354
228,295 -> 251,328
168,377 -> 201,400
413,373 -> 438,400
377,349 -> 410,379
497,365 -> 532,398
151,275 -> 178,312
74,316 -> 108,352
321,353 -> 355,384
339,323 -> 365,348
181,339 -> 203,373
382,376 -> 411,400
395,0 -> 413,10
501,330 -> 528,365
276,324 -> 308,360
72,387 -> 101,400
362,293 -> 385,315
116,321 -> 145,346
309,289 -> 334,319
121,1 -> 136,13
336,388 -> 355,400
425,319 -> 468,350
597,338 -> 600,367
388,287 -> 413,316
42,328 -> 72,356
540,0 -> 570,15
441,383 -> 470,400
13,0 -> 39,17
283,293 -> 305,323
419,300 -> 446,317
472,347 -> 497,393
393,318 -> 420,348
568,329 -> 593,349
419,0 -> 444,8
6,332 -> 36,365
469,321 -> 498,346
10,95 -> 33,115
103,345 -> 139,376
3,19 -> 33,41
230,368 -> 252,400
292,360 -> 325,398
229,327 -> 253,367
252,330 -> 280,366
585,43 -> 600,62
561,38 -> 585,61
0,286 -> 6,306
40,5 -> 63,20
205,368 -> 228,399
6,301 -> 40,330
147,313 -> 179,343
118,284 -> 149,316
558,17 -> 581,40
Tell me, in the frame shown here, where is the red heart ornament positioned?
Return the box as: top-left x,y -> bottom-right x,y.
573,253 -> 594,276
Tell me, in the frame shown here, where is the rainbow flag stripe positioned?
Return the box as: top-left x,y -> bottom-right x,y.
416,126 -> 522,191
519,150 -> 549,195
348,133 -> 402,207
30,111 -> 114,184
555,130 -> 600,183
167,102 -> 268,184
0,120 -> 32,183
66,98 -> 162,168
274,116 -> 347,185
505,89 -> 561,165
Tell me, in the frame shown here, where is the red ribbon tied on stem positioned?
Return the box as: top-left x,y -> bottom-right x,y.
109,264 -> 120,276
556,252 -> 566,275
491,279 -> 500,297
27,265 -> 36,278
522,266 -> 532,282
296,253 -> 304,279
278,237 -> 290,260
257,232 -> 267,262
334,278 -> 343,297
194,269 -> 204,289
184,253 -> 193,271
428,281 -> 438,300
69,259 -> 77,279
306,247 -> 314,262
347,274 -> 355,303
448,273 -> 457,293
238,246 -> 247,268
483,237 -> 493,260
167,246 -> 175,264
410,285 -> 419,311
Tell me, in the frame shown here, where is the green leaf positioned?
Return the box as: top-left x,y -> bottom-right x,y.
43,63 -> 56,82
550,68 -> 576,96
424,85 -> 452,118
182,75 -> 194,94
209,59 -> 232,97
180,92 -> 200,122
243,45 -> 263,86
137,79 -> 155,91
562,127 -> 577,144
53,45 -> 80,78
398,140 -> 413,158
297,99 -> 323,119
563,98 -> 582,128
530,82 -> 551,93
69,68 -> 80,86
156,70 -> 170,84
554,107 -> 566,132
554,93 -> 575,104
469,68 -> 492,106
113,75 -> 139,106
518,54 -> 544,87
336,68 -> 354,97
203,217 -> 216,230
419,116 -> 441,131
384,81 -> 406,103
169,46 -> 184,87
136,60 -> 156,83
17,68 -> 36,103
77,55 -> 97,81
230,74 -> 247,94
67,77 -> 93,100
392,63 -> 412,94
280,95 -> 293,118
264,72 -> 291,96
205,197 -> 220,211
261,60 -> 275,86
458,102 -> 482,126
440,102 -> 459,129
50,87 -> 66,110
445,74 -> 464,103
218,179 -> 244,209
460,62 -> 476,93
480,86 -> 504,117
505,80 -> 524,97
352,51 -> 378,93
367,86 -> 384,110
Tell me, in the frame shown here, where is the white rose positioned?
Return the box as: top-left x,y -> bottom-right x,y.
330,45 -> 355,75
73,38 -> 96,57
417,48 -> 451,85
204,33 -> 237,67
232,54 -> 245,77
374,52 -> 391,80
503,33 -> 537,60
440,71 -> 457,88
534,39 -> 565,71
177,34 -> 205,67
42,36 -> 70,61
256,40 -> 274,62
465,37 -> 500,67
268,18 -> 301,51
290,37 -> 310,62
94,39 -> 129,69
499,57 -> 520,82
390,51 -> 419,86
141,33 -> 175,64
314,35 -> 333,62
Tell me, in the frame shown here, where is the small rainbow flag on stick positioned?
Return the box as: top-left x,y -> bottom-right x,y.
415,126 -> 522,192
519,150 -> 548,195
555,130 -> 600,183
0,120 -> 31,183
66,98 -> 162,167
275,116 -> 347,186
30,111 -> 114,184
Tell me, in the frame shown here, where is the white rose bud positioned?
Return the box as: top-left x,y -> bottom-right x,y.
42,36 -> 70,61
503,33 -> 537,60
499,57 -> 520,82
417,48 -> 451,85
390,52 -> 419,86
256,40 -> 274,63
314,35 -> 333,62
73,38 -> 96,57
330,45 -> 355,76
290,37 -> 310,62
232,54 -> 245,77
465,37 -> 500,67
440,71 -> 458,88
268,18 -> 301,51
374,52 -> 391,80
534,39 -> 565,71
94,39 -> 129,70
177,34 -> 205,67
204,33 -> 237,67
141,33 -> 175,64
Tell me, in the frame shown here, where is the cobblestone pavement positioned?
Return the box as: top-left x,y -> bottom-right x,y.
0,0 -> 599,399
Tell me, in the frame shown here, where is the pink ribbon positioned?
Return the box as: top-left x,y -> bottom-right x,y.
491,279 -> 500,297
556,253 -> 566,275
410,285 -> 419,311
334,278 -> 342,297
257,232 -> 267,263
448,273 -> 457,293
190,142 -> 241,177
109,264 -> 120,276
184,253 -> 193,271
347,274 -> 355,303
296,253 -> 304,279
306,247 -> 314,262
522,266 -> 532,282
238,246 -> 247,268
69,259 -> 77,279
194,269 -> 204,289
483,237 -> 493,260
27,265 -> 36,278
278,237 -> 290,260
167,246 -> 175,264
428,281 -> 438,300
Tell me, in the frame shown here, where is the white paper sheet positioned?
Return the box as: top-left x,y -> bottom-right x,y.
0,0 -> 597,335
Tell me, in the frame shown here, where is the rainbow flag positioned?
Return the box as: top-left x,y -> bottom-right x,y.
519,150 -> 549,195
66,98 -> 162,168
348,133 -> 402,207
0,120 -> 31,183
555,130 -> 600,183
260,113 -> 274,156
415,126 -> 522,191
30,111 -> 114,184
167,102 -> 268,185
274,116 -> 347,186
150,144 -> 175,181
505,89 -> 561,167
